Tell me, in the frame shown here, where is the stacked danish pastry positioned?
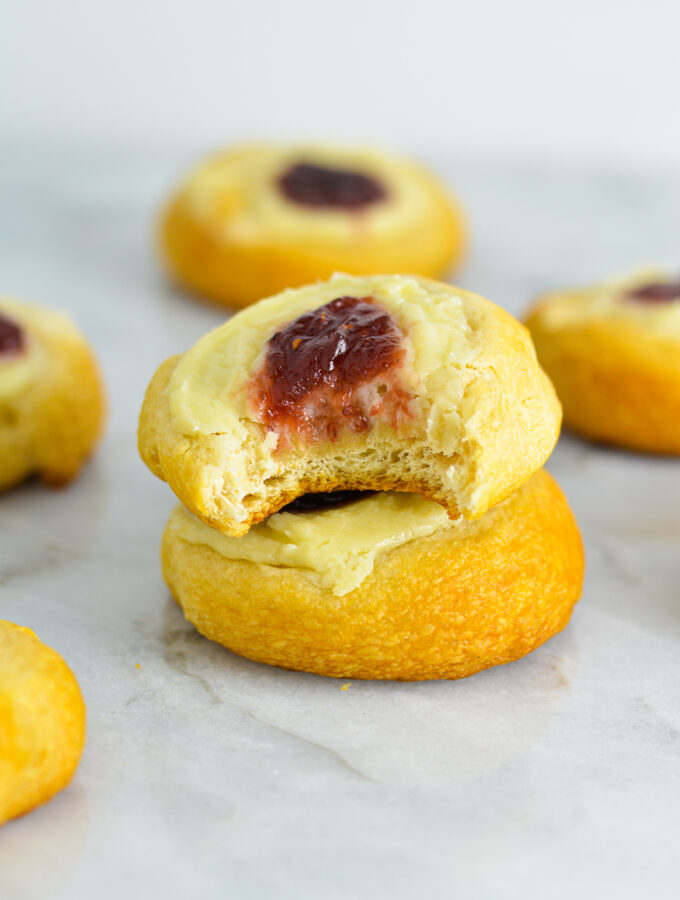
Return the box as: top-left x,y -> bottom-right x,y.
139,273 -> 583,681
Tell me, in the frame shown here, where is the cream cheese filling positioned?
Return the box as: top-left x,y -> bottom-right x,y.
0,300 -> 47,401
168,273 -> 476,446
0,298 -> 89,402
182,144 -> 433,246
0,348 -> 40,400
168,490 -> 451,596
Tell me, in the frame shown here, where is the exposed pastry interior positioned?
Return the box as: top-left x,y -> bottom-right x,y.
140,274 -> 560,535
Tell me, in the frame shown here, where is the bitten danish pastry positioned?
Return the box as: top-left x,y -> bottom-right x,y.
526,268 -> 680,453
140,273 -> 581,682
0,621 -> 86,825
162,470 -> 583,681
139,274 -> 561,536
159,143 -> 466,308
0,297 -> 105,490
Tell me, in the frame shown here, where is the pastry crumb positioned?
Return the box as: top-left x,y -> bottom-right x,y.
341,682 -> 351,691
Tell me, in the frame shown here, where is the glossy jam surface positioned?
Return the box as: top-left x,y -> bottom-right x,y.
0,312 -> 25,356
626,280 -> 680,303
282,490 -> 376,514
278,162 -> 388,210
250,296 -> 411,443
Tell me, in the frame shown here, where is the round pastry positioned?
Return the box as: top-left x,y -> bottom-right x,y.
139,274 -> 561,537
0,621 -> 86,825
526,268 -> 680,453
162,469 -> 583,681
0,297 -> 106,490
159,143 -> 467,308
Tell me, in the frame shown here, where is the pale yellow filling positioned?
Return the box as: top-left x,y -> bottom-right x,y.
169,273 -> 476,457
0,349 -> 40,400
537,267 -> 680,337
0,299 -> 54,401
182,143 -> 436,246
169,490 -> 450,596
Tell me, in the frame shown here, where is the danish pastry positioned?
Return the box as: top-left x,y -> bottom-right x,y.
162,469 -> 583,681
0,621 -> 86,825
526,268 -> 680,453
159,143 -> 466,308
139,274 -> 561,536
0,297 -> 106,490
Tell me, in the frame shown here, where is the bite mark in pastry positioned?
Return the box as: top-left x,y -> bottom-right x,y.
139,274 -> 561,536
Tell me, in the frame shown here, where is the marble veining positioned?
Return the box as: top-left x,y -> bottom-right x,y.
0,148 -> 679,900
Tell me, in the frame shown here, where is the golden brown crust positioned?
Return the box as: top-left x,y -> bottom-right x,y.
527,300 -> 680,453
161,469 -> 584,681
0,621 -> 86,825
0,304 -> 106,491
159,144 -> 466,308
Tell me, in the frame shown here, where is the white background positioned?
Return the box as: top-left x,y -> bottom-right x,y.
2,0 -> 680,166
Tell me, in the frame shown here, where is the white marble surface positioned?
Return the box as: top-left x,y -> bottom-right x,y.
1,148 -> 679,899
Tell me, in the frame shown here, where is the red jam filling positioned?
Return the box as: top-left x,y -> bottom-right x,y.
250,296 -> 413,444
278,162 -> 388,210
0,312 -> 25,357
282,490 -> 376,513
625,280 -> 680,303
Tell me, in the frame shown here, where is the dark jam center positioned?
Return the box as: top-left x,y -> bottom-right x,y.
282,490 -> 376,514
278,162 -> 388,210
626,280 -> 680,303
0,312 -> 25,356
251,295 -> 409,443
266,296 -> 402,398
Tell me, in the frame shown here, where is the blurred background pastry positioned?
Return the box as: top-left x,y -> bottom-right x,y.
527,268 -> 680,453
0,621 -> 86,826
159,144 -> 466,308
0,297 -> 106,490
